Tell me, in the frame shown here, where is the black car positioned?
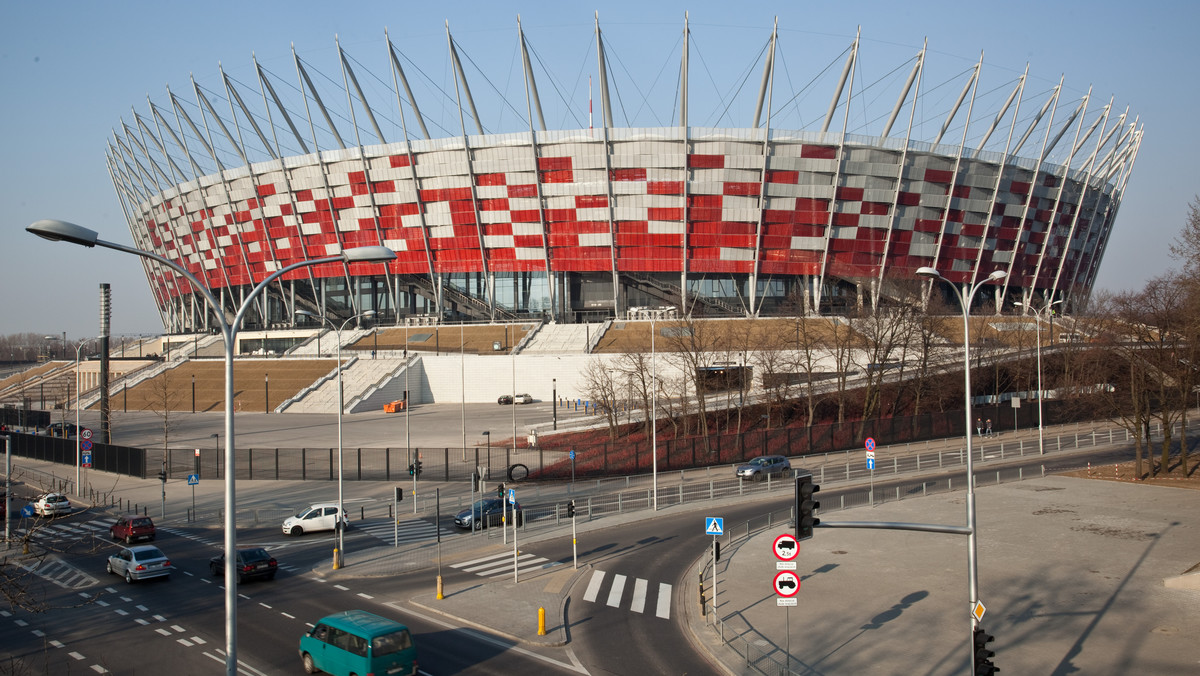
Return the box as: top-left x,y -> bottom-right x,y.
210,547 -> 277,583
45,422 -> 79,438
497,395 -> 514,405
454,498 -> 523,530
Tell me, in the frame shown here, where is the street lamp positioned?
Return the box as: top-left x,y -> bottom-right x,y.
1015,299 -> 1062,455
28,218 -> 394,676
915,266 -> 1005,662
294,307 -> 377,569
47,334 -> 91,496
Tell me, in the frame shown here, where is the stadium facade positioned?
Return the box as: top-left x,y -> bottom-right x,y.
106,18 -> 1142,333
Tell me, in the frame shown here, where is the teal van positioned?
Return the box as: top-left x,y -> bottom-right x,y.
300,610 -> 418,676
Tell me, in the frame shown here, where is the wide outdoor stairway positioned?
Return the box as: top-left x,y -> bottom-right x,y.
519,323 -> 594,353
283,357 -> 410,414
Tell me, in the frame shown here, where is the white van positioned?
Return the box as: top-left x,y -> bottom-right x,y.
282,503 -> 348,536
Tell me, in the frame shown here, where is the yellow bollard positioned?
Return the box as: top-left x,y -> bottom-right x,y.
332,548 -> 341,570
436,575 -> 444,600
538,607 -> 546,636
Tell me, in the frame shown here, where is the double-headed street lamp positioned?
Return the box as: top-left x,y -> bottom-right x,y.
294,308 -> 376,568
1015,299 -> 1062,455
915,266 -> 1006,659
27,219 -> 394,676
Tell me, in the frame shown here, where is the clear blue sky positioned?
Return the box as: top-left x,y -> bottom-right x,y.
2,0 -> 1194,340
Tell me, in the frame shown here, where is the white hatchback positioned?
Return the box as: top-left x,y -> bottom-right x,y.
32,493 -> 71,517
282,503 -> 348,536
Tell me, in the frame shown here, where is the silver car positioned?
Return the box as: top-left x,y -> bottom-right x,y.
32,493 -> 71,517
107,545 -> 173,583
735,455 -> 792,480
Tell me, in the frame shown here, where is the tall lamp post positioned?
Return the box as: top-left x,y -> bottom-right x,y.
916,266 -> 1006,662
1015,299 -> 1062,455
295,308 -> 376,569
28,218 -> 394,676
47,334 -> 91,496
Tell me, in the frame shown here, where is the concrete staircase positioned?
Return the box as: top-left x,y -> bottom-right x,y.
519,324 -> 596,354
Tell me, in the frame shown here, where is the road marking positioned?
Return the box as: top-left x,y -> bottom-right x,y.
394,603 -> 590,675
656,583 -> 672,619
452,551 -> 513,568
606,574 -> 626,607
630,578 -> 647,614
582,570 -> 606,603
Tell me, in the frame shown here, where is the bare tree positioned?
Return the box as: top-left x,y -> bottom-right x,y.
580,358 -> 622,440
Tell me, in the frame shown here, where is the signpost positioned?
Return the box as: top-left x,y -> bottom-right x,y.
706,517 -> 723,617
510,487 -> 519,582
865,438 -> 877,501
187,473 -> 199,519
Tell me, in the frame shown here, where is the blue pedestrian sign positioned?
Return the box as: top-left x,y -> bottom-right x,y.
866,457 -> 876,471
187,474 -> 200,485
507,488 -> 516,504
705,516 -> 724,535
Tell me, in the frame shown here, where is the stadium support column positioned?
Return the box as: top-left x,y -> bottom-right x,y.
99,283 -> 111,443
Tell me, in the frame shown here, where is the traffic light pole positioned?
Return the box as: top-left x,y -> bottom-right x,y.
571,507 -> 578,569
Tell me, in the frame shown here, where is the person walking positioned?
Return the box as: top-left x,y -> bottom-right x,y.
976,417 -> 983,437
985,418 -> 993,437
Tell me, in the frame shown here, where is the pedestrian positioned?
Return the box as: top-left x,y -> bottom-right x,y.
976,417 -> 983,436
985,418 -> 993,437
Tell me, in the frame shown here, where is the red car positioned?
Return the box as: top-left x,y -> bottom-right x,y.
110,515 -> 156,544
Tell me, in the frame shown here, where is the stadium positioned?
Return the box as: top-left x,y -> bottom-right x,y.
105,18 -> 1142,334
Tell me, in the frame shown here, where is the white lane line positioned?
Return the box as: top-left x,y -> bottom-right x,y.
392,603 -> 591,675
582,570 -> 605,603
630,578 -> 647,614
605,574 -> 626,608
464,553 -> 544,574
656,583 -> 672,619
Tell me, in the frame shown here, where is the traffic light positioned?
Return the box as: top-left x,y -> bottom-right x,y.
497,482 -> 505,499
395,486 -> 404,502
566,500 -> 576,518
973,627 -> 998,675
471,470 -> 480,492
158,469 -> 167,483
408,460 -> 423,478
795,471 -> 820,541
714,541 -> 721,562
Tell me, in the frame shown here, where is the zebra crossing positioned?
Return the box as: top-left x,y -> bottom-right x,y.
354,518 -> 455,546
449,550 -> 563,579
13,517 -> 110,544
581,569 -> 672,619
16,557 -> 99,589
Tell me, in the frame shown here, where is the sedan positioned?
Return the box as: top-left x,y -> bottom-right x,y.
107,545 -> 173,583
32,493 -> 71,517
454,498 -> 523,530
735,454 -> 792,481
210,547 -> 277,583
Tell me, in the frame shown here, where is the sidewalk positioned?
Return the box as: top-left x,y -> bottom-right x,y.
693,477 -> 1200,675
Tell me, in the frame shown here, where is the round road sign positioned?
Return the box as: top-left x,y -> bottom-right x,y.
773,570 -> 800,597
864,437 -> 875,452
80,428 -> 93,440
773,533 -> 800,561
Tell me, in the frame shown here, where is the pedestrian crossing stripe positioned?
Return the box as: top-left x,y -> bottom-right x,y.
449,550 -> 561,578
581,569 -> 671,619
354,518 -> 454,546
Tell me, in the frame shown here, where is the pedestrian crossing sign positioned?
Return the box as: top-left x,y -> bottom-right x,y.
705,517 -> 724,535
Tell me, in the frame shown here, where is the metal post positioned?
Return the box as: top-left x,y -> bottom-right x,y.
3,435 -> 10,548
553,378 -> 558,430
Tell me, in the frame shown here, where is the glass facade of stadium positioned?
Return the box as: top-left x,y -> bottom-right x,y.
107,23 -> 1139,334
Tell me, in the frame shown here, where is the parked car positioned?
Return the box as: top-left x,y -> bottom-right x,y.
497,395 -> 514,405
300,610 -> 418,676
454,498 -> 523,530
735,455 -> 792,481
110,515 -> 156,543
45,422 -> 79,438
513,393 -> 534,404
210,547 -> 277,583
106,545 -> 172,583
32,493 -> 71,517
282,503 -> 348,536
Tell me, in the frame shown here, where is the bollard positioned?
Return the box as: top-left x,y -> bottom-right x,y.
437,575 -> 444,600
538,607 -> 546,636
699,568 -> 706,612
332,548 -> 342,570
